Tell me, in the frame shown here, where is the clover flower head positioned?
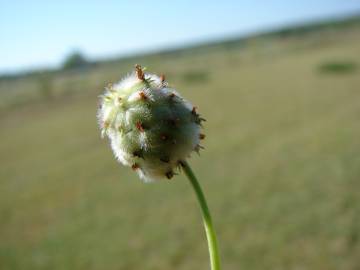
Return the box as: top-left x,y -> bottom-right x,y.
98,65 -> 205,182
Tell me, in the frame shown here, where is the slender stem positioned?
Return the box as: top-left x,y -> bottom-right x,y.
181,161 -> 221,270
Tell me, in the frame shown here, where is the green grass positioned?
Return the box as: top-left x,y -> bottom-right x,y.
1,27 -> 360,270
318,61 -> 357,74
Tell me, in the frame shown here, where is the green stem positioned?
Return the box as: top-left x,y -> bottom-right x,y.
181,161 -> 221,270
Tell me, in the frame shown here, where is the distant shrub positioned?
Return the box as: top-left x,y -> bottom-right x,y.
62,51 -> 89,70
318,61 -> 357,74
182,70 -> 209,84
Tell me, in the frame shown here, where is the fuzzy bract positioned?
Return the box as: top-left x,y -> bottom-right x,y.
98,66 -> 205,182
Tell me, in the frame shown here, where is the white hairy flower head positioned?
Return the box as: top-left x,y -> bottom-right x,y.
98,65 -> 205,182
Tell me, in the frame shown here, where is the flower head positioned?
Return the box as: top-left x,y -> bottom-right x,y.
98,65 -> 205,182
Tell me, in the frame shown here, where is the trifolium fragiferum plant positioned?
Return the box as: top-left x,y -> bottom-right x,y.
98,65 -> 206,182
97,65 -> 221,270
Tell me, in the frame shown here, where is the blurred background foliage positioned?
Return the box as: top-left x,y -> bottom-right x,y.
62,51 -> 90,71
0,9 -> 360,270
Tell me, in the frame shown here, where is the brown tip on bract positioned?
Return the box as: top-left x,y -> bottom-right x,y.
132,163 -> 140,170
194,144 -> 204,154
178,160 -> 185,167
168,93 -> 178,102
136,121 -> 145,132
199,133 -> 206,140
160,74 -> 165,82
191,106 -> 197,115
135,64 -> 145,80
103,121 -> 110,128
133,150 -> 144,159
160,134 -> 168,141
139,91 -> 148,100
165,171 -> 174,179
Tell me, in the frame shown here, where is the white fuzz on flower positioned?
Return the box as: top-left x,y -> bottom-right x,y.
98,65 -> 206,182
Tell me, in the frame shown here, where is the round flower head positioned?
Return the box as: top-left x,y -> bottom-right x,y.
98,65 -> 205,182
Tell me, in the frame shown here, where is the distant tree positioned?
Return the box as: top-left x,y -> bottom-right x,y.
62,51 -> 89,70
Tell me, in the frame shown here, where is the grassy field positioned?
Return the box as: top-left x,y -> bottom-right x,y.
1,25 -> 360,270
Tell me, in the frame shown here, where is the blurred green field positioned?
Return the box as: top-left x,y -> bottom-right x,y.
1,25 -> 360,270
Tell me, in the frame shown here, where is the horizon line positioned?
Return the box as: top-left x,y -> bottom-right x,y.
1,10 -> 359,77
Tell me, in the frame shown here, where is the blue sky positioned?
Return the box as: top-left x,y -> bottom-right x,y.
0,0 -> 359,73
